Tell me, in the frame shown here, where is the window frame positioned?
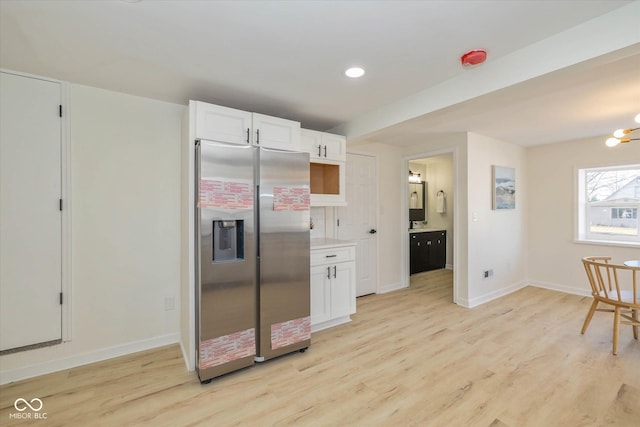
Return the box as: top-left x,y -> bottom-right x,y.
576,163 -> 640,247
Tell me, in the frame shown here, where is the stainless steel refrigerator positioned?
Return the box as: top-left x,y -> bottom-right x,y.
195,139 -> 310,383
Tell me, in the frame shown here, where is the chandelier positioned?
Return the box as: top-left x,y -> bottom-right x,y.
606,113 -> 640,147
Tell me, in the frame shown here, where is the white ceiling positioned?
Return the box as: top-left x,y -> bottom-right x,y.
1,0 -> 638,147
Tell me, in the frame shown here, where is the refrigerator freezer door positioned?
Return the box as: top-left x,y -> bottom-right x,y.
257,148 -> 311,361
196,140 -> 256,382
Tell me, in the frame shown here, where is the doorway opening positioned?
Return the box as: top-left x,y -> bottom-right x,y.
404,151 -> 457,303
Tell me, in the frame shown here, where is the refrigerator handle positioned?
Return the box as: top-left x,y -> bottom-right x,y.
333,265 -> 337,278
327,266 -> 331,280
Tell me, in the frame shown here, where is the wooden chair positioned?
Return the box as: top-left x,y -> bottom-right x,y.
581,256 -> 639,355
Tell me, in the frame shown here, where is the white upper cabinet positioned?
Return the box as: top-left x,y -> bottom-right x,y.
252,113 -> 301,151
301,129 -> 346,162
302,128 -> 347,206
194,101 -> 252,145
193,101 -> 301,151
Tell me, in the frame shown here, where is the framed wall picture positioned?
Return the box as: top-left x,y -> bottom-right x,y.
492,166 -> 515,210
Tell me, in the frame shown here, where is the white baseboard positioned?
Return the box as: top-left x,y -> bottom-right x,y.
529,281 -> 591,297
457,281 -> 529,308
179,339 -> 194,372
378,281 -> 406,294
311,316 -> 351,333
445,264 -> 453,270
0,333 -> 180,385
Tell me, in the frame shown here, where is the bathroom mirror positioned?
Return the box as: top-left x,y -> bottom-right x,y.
409,181 -> 426,221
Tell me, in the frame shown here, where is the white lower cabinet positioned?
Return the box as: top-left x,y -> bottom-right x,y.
310,243 -> 356,332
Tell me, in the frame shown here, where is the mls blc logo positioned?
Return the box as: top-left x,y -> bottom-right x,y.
10,398 -> 47,420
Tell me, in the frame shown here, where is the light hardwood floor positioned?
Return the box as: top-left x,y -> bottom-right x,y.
1,270 -> 638,426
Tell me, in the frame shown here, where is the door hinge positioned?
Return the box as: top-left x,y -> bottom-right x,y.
59,105 -> 63,117
59,199 -> 63,211
59,292 -> 63,305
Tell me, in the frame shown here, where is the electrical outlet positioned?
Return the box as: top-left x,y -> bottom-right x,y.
483,269 -> 494,279
164,296 -> 175,311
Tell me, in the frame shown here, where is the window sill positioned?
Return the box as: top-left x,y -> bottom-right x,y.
574,239 -> 640,249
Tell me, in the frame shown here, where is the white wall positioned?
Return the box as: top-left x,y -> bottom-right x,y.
0,85 -> 184,384
465,133 -> 528,306
527,135 -> 640,294
425,155 -> 454,267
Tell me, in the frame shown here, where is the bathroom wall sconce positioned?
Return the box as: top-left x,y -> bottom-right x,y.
408,170 -> 422,183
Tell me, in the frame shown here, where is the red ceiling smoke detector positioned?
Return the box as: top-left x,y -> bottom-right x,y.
461,49 -> 487,67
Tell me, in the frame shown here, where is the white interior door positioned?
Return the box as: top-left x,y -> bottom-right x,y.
0,72 -> 62,351
337,153 -> 377,296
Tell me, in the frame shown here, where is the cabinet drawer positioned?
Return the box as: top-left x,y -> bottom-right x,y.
311,246 -> 355,266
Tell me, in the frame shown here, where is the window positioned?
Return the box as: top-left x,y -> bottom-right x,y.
611,208 -> 637,219
577,164 -> 640,245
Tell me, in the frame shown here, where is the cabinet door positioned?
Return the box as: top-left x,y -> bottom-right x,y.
310,265 -> 331,325
410,234 -> 421,275
410,233 -> 432,274
194,101 -> 252,145
253,113 -> 301,151
301,129 -> 346,162
322,133 -> 346,162
420,234 -> 431,272
301,128 -> 323,159
431,231 -> 446,269
331,261 -> 356,317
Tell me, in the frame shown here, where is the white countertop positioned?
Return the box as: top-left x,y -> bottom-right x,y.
408,228 -> 445,233
310,238 -> 356,249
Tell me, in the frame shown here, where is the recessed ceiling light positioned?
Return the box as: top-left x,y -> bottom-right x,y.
345,67 -> 365,78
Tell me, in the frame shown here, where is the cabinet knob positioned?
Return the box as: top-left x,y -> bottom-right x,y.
369,229 -> 377,234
